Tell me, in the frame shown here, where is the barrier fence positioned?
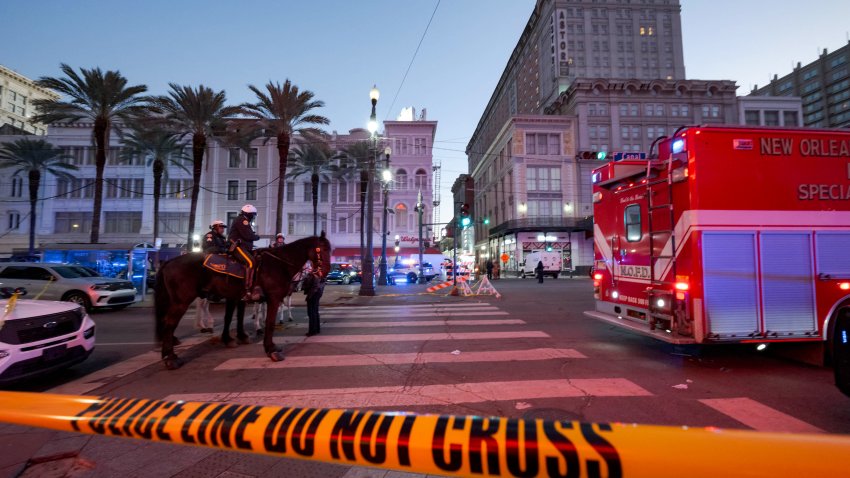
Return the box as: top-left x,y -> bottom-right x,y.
1,391 -> 849,477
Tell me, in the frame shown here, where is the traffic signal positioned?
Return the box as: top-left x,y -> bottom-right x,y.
459,203 -> 471,227
482,217 -> 490,225
579,151 -> 608,160
546,245 -> 553,252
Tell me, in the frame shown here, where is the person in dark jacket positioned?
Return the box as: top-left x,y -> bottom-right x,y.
203,220 -> 228,254
229,204 -> 261,301
535,260 -> 545,283
272,233 -> 285,247
302,270 -> 325,336
485,259 -> 494,280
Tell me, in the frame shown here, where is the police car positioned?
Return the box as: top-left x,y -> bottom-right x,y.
0,288 -> 96,384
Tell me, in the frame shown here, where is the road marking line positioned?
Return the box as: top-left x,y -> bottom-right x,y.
214,347 -> 585,370
166,378 -> 651,408
323,303 -> 492,310
320,319 -> 525,327
699,397 -> 824,433
301,331 -> 549,343
321,311 -> 509,318
320,306 -> 502,314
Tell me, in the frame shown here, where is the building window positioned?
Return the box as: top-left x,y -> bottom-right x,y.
54,212 -> 92,234
395,169 -> 408,190
526,166 -> 561,192
320,182 -> 329,203
783,111 -> 799,126
246,148 -> 258,168
158,212 -> 189,235
7,211 -> 20,231
245,180 -> 257,201
414,169 -> 428,191
744,110 -> 760,125
106,178 -> 143,199
764,110 -> 780,126
104,211 -> 142,234
228,148 -> 240,168
414,138 -> 426,156
303,183 -> 311,202
395,203 -> 408,229
226,212 -> 239,228
338,180 -> 348,203
527,199 -> 560,217
227,180 -> 239,200
166,179 -> 189,199
287,213 -> 326,236
525,133 -> 561,155
286,182 -> 295,202
338,216 -> 347,233
625,204 -> 641,242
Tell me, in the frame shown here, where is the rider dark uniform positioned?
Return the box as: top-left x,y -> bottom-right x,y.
203,220 -> 228,254
229,204 -> 261,301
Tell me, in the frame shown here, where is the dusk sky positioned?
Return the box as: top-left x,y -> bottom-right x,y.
3,0 -> 849,222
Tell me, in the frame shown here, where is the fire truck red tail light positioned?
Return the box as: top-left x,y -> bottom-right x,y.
675,282 -> 689,291
594,273 -> 603,280
840,282 -> 850,291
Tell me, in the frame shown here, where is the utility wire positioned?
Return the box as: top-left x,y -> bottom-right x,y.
382,0 -> 441,121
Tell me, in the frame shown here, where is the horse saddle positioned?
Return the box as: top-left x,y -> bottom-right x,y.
202,254 -> 246,279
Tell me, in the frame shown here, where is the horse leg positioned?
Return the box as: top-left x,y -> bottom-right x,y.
222,300 -> 237,348
161,306 -> 185,370
264,296 -> 285,362
236,302 -> 251,344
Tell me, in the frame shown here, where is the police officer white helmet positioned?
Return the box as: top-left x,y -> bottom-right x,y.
210,219 -> 226,230
241,204 -> 257,220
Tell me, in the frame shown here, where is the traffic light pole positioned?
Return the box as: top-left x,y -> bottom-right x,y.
417,190 -> 426,284
452,202 -> 459,286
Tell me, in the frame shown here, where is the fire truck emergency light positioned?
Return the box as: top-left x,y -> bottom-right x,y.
672,138 -> 685,153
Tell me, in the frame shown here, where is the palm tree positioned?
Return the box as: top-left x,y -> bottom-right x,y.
285,141 -> 337,235
239,80 -> 329,234
118,125 -> 190,248
0,138 -> 78,254
335,141 -> 373,259
149,84 -> 241,247
31,63 -> 148,243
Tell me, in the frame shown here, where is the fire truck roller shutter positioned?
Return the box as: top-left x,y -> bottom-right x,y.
759,233 -> 817,335
702,232 -> 761,337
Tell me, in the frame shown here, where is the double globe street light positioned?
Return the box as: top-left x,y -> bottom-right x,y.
360,85 -> 380,296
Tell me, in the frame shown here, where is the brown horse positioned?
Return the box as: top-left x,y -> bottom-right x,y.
154,234 -> 331,369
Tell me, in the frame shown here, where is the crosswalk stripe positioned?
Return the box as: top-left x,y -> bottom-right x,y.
166,378 -> 651,408
321,306 -> 501,314
301,331 -> 549,343
699,397 -> 823,433
321,310 -> 509,318
214,347 -> 584,370
323,303 -> 491,310
320,319 -> 525,327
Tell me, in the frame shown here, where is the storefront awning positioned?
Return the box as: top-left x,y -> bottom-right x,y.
332,247 -> 443,257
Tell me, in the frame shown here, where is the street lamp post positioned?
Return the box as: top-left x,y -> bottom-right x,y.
359,85 -> 380,297
378,147 -> 392,286
416,190 -> 426,284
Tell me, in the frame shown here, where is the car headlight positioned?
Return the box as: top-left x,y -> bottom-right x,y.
91,283 -> 112,291
83,325 -> 95,339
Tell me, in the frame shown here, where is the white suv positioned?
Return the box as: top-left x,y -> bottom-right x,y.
0,291 -> 96,384
0,263 -> 137,312
389,262 -> 436,283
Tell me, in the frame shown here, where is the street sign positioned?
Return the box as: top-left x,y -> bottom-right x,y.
612,152 -> 647,161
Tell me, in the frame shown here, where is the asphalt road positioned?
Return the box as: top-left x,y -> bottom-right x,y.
5,277 -> 850,432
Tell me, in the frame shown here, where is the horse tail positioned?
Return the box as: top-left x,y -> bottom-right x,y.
154,263 -> 169,342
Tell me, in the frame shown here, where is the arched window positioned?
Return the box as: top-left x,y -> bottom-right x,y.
414,169 -> 427,191
395,169 -> 408,190
394,203 -> 408,229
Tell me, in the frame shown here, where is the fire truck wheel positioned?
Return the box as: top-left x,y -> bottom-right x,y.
832,306 -> 850,398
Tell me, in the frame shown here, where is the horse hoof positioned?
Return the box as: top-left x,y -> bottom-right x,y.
225,341 -> 238,349
268,351 -> 286,362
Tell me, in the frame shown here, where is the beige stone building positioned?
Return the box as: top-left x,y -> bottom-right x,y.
0,65 -> 58,135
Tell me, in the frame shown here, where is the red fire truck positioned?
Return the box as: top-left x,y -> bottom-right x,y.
585,125 -> 850,389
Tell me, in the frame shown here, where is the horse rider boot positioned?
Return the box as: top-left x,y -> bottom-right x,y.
229,204 -> 262,301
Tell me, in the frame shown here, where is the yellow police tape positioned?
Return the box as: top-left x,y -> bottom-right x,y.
1,391 -> 849,477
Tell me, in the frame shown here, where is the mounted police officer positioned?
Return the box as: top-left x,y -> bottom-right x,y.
203,220 -> 228,254
272,233 -> 285,248
229,204 -> 261,301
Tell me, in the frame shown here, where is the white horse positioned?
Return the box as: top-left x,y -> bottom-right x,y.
250,271 -> 303,335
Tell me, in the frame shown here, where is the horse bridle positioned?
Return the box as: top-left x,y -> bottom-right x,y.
314,247 -> 325,278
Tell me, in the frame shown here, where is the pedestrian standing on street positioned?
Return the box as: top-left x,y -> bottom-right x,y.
535,260 -> 545,284
229,204 -> 261,301
195,298 -> 215,333
485,259 -> 494,280
302,270 -> 325,337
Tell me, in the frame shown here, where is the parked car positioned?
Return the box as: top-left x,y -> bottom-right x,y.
0,288 -> 96,384
389,262 -> 436,283
326,263 -> 362,285
0,262 -> 137,312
